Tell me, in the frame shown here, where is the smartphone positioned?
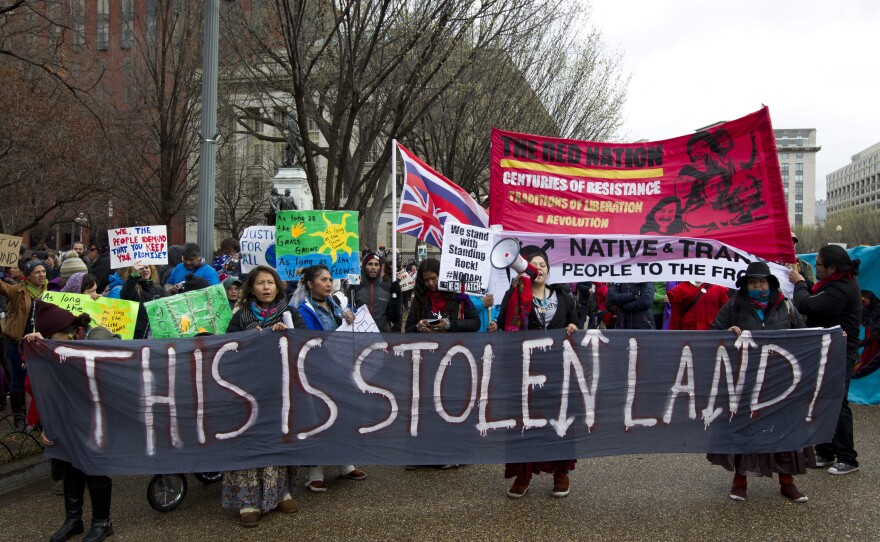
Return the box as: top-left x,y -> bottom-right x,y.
426,318 -> 443,326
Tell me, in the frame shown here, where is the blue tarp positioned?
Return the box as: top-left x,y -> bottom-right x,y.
799,245 -> 880,405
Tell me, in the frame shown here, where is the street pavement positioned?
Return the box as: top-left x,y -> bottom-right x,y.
1,405 -> 878,541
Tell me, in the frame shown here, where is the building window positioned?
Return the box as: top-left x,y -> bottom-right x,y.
147,0 -> 158,38
781,163 -> 789,173
796,152 -> 804,159
96,0 -> 110,51
308,118 -> 320,143
71,0 -> 85,46
796,174 -> 803,183
121,0 -> 135,49
795,163 -> 803,173
781,152 -> 789,159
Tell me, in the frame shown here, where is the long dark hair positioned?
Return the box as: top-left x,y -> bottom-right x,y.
818,245 -> 860,276
238,265 -> 286,308
300,264 -> 330,293
410,258 -> 455,321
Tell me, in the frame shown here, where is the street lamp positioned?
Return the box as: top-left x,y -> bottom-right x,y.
835,224 -> 842,244
75,213 -> 88,242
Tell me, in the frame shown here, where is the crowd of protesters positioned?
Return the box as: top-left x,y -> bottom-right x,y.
1,233 -> 873,536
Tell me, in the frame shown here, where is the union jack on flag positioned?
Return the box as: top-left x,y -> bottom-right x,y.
395,143 -> 489,247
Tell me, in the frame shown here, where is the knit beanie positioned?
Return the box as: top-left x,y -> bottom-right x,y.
33,300 -> 78,337
60,253 -> 88,279
61,272 -> 86,294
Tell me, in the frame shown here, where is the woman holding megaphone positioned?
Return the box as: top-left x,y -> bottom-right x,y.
492,245 -> 579,499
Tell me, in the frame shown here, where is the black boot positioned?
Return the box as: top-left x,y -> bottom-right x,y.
83,476 -> 113,541
82,520 -> 113,542
49,475 -> 85,542
9,390 -> 26,431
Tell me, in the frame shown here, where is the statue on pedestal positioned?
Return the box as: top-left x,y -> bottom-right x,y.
282,110 -> 304,168
265,187 -> 282,225
281,188 -> 298,211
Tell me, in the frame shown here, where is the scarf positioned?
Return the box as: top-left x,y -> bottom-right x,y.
748,289 -> 770,320
811,271 -> 852,294
503,276 -> 534,331
235,297 -> 289,331
25,280 -> 46,300
428,290 -> 447,317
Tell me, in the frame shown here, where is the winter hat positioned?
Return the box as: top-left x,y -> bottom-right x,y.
223,276 -> 242,289
33,300 -> 78,337
736,261 -> 780,290
60,253 -> 88,279
362,252 -> 382,265
183,274 -> 211,293
24,259 -> 46,277
61,272 -> 86,294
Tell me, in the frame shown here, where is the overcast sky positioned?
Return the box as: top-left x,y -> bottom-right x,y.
590,0 -> 879,199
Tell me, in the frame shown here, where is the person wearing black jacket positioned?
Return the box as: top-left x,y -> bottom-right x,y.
789,244 -> 862,475
607,282 -> 655,329
350,252 -> 401,332
404,258 -> 479,334
709,261 -> 810,502
119,264 -> 165,339
493,245 -> 578,499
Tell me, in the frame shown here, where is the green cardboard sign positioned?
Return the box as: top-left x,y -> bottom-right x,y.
144,284 -> 232,338
41,292 -> 139,340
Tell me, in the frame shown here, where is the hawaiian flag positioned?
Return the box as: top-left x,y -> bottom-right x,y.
395,143 -> 489,247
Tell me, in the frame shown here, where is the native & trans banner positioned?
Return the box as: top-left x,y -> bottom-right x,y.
490,107 -> 794,263
27,327 -> 844,475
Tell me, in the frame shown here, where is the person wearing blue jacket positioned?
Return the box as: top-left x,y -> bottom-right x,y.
293,264 -> 365,493
607,282 -> 656,329
165,243 -> 220,293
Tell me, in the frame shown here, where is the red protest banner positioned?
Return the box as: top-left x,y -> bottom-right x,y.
489,107 -> 794,263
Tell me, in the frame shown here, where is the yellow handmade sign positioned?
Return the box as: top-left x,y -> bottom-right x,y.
41,292 -> 139,340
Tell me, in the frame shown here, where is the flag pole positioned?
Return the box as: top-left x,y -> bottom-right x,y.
391,139 -> 398,278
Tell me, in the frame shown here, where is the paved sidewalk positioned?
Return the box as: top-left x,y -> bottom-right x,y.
1,405 -> 878,541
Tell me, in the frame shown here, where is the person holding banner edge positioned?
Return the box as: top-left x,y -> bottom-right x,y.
404,257 -> 480,470
492,245 -> 578,498
293,264 -> 368,492
23,302 -> 117,542
709,261 -> 810,502
222,265 -> 304,526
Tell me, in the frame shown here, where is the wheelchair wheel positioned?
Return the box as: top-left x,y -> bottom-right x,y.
193,471 -> 223,484
147,474 -> 188,512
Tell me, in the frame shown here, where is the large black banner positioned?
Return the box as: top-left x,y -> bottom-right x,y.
26,328 -> 845,475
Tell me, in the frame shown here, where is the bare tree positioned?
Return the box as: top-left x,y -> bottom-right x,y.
106,2 -> 204,237
223,0 -> 598,249
795,210 -> 880,253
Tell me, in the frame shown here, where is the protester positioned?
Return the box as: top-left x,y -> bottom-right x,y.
80,274 -> 100,299
90,233 -> 113,294
667,281 -> 728,330
791,232 -> 816,290
159,245 -> 185,287
492,246 -> 578,498
709,261 -> 810,502
182,274 -> 211,293
292,264 -> 368,491
651,281 -> 667,330
0,259 -> 48,430
222,265 -> 304,526
607,282 -> 655,329
212,238 -> 241,280
789,245 -> 862,475
165,243 -> 220,293
350,252 -> 401,332
855,290 -> 880,377
223,276 -> 243,311
23,302 -> 116,541
59,250 -> 88,289
117,264 -> 165,339
44,250 -> 61,281
467,293 -> 497,332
